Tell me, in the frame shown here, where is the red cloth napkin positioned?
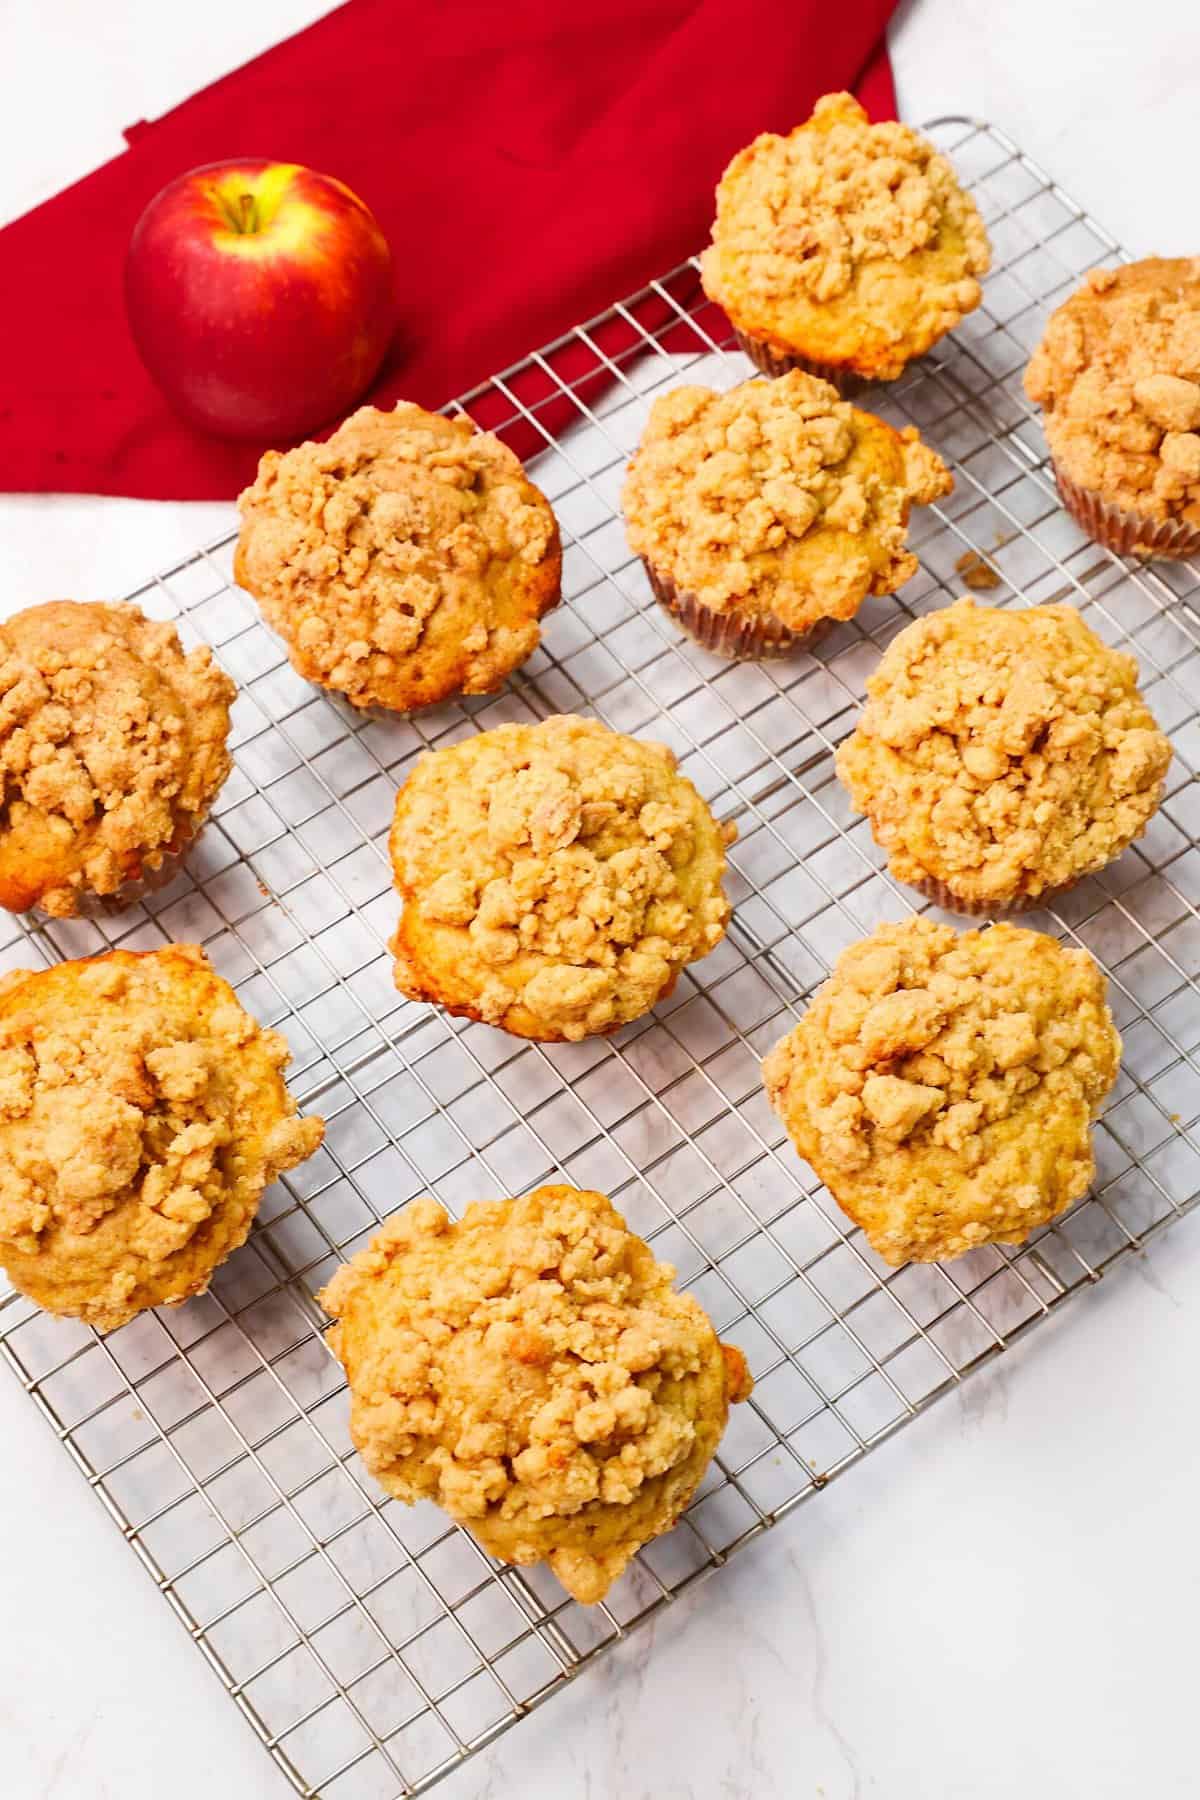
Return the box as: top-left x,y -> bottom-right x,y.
0,0 -> 897,501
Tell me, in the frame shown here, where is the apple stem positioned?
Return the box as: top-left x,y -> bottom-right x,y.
236,192 -> 258,234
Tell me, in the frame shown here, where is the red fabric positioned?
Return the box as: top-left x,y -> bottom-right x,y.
0,0 -> 897,500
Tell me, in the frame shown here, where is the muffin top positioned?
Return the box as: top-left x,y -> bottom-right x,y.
762,917 -> 1120,1264
622,372 -> 951,629
700,93 -> 991,378
321,1185 -> 751,1603
0,946 -> 324,1332
0,601 -> 234,917
388,714 -> 734,1041
1024,258 -> 1200,524
235,404 -> 562,712
836,599 -> 1172,905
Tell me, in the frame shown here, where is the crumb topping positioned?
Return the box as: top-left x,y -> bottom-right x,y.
701,93 -> 991,378
388,715 -> 733,1041
235,404 -> 561,712
762,917 -> 1120,1264
622,372 -> 951,627
0,946 -> 324,1330
0,602 -> 234,916
321,1185 -> 751,1602
1024,258 -> 1200,523
837,599 -> 1172,903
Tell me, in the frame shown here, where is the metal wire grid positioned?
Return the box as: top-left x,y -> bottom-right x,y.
2,116 -> 1199,1799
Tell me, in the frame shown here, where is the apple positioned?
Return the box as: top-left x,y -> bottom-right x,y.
125,159 -> 395,441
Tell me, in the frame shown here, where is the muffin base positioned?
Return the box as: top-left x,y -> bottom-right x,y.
1055,464 -> 1200,560
36,810 -> 213,921
643,562 -> 827,661
731,328 -> 869,397
909,873 -> 1078,917
391,934 -> 681,1042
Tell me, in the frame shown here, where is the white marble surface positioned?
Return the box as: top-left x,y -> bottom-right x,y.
0,2 -> 1198,1795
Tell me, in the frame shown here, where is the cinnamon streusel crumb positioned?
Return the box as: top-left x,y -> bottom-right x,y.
0,946 -> 324,1330
235,404 -> 562,713
1024,257 -> 1200,525
0,601 -> 234,916
321,1185 -> 751,1602
836,599 -> 1172,906
622,371 -> 951,630
701,93 -> 991,380
388,715 -> 733,1041
763,917 -> 1120,1263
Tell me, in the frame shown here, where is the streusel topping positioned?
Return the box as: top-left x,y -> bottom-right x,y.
622,373 -> 951,627
389,715 -> 733,1040
235,404 -> 561,712
762,917 -> 1120,1264
0,946 -> 324,1331
0,602 -> 234,917
701,93 -> 991,377
837,600 -> 1171,904
1024,259 -> 1200,523
321,1185 -> 751,1603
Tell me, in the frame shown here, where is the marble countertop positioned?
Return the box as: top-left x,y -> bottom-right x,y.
0,2 -> 1197,1795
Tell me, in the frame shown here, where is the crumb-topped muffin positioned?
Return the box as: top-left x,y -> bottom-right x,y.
320,1185 -> 752,1603
1024,260 -> 1200,558
0,946 -> 324,1331
0,601 -> 235,917
762,917 -> 1120,1264
388,714 -> 733,1041
701,93 -> 991,389
837,599 -> 1172,913
622,371 -> 951,656
234,403 -> 562,712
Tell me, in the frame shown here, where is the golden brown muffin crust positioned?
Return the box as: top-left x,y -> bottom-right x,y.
388,714 -> 734,1041
836,599 -> 1172,905
0,946 -> 324,1331
235,404 -> 562,712
1024,259 -> 1200,524
701,93 -> 991,379
762,918 -> 1120,1264
321,1185 -> 751,1603
0,601 -> 234,917
622,372 -> 951,630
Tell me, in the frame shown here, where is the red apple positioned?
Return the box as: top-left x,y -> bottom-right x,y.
125,159 -> 395,441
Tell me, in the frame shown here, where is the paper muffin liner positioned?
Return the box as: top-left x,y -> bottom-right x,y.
642,561 -> 826,661
731,327 -> 869,397
43,808 -> 214,921
908,873 -> 1077,918
1054,463 -> 1200,560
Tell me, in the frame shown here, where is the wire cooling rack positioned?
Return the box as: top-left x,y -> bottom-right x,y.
3,117 -> 1200,1800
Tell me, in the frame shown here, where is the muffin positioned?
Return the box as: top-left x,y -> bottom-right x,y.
836,598 -> 1172,914
388,714 -> 734,1040
621,371 -> 952,657
762,917 -> 1120,1264
1024,259 -> 1200,557
0,601 -> 235,917
700,93 -> 991,390
320,1185 -> 753,1603
0,945 -> 324,1332
234,403 -> 562,712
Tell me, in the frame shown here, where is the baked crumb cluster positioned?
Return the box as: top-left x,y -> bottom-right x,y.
389,715 -> 733,1040
763,918 -> 1120,1264
0,602 -> 234,916
622,372 -> 951,626
0,947 -> 324,1331
235,405 -> 561,712
701,93 -> 990,377
837,599 -> 1172,905
321,1185 -> 751,1603
1025,259 -> 1200,523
